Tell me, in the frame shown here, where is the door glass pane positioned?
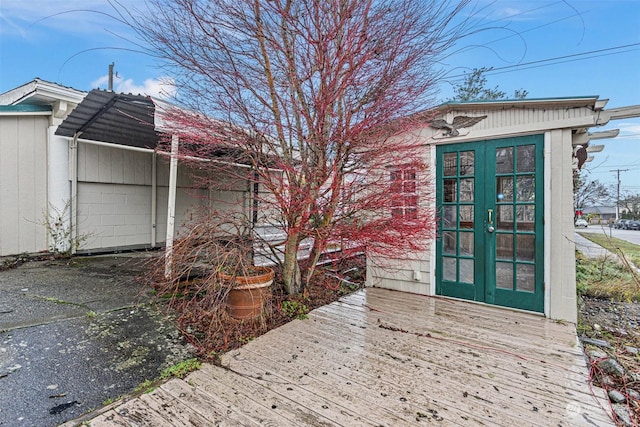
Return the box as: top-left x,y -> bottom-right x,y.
496,234 -> 513,260
443,205 -> 456,228
444,179 -> 457,202
516,176 -> 535,201
496,147 -> 514,174
517,145 -> 535,173
460,151 -> 474,176
516,264 -> 535,292
460,232 -> 474,256
460,178 -> 474,202
497,205 -> 513,231
516,234 -> 535,261
516,205 -> 535,231
444,153 -> 457,176
496,176 -> 513,202
460,258 -> 474,284
496,262 -> 513,290
443,231 -> 456,254
459,205 -> 474,229
443,257 -> 456,281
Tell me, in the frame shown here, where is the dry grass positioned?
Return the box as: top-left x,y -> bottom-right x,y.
576,255 -> 640,302
578,232 -> 640,268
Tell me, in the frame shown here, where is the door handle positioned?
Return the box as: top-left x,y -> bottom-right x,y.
487,209 -> 495,233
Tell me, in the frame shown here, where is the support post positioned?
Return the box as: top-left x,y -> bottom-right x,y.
70,133 -> 79,254
151,152 -> 157,247
165,134 -> 179,278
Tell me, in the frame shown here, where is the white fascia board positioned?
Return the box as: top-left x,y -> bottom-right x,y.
437,96 -> 601,113
0,79 -> 86,106
600,105 -> 640,121
0,110 -> 51,116
587,144 -> 605,153
76,137 -> 155,154
590,129 -> 620,140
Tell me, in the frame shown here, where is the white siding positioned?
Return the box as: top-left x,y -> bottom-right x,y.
0,115 -> 49,256
366,147 -> 435,294
546,129 -> 578,323
75,142 -> 250,252
367,253 -> 432,295
78,143 -> 152,185
77,183 -> 152,250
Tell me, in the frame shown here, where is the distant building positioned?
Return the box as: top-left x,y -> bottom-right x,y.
582,206 -> 617,223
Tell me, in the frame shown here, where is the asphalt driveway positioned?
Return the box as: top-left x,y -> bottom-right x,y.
0,253 -> 194,427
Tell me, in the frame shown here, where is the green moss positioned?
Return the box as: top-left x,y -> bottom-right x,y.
160,358 -> 201,380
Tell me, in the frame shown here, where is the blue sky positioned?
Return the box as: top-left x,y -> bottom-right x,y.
1,0 -> 639,194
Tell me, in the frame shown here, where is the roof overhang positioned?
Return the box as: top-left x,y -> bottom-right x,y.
0,78 -> 85,106
436,96 -> 605,114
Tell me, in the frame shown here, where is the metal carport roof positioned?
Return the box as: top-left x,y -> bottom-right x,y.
55,89 -> 160,149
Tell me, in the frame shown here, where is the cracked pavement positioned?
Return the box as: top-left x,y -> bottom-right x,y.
0,254 -> 194,426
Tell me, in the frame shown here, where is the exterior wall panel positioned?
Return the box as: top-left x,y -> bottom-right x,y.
0,115 -> 49,256
77,183 -> 152,251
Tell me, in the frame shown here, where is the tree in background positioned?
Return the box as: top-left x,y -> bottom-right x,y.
451,67 -> 528,101
619,192 -> 640,218
126,0 -> 475,295
573,171 -> 612,211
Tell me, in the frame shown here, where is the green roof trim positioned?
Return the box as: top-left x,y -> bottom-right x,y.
0,105 -> 52,113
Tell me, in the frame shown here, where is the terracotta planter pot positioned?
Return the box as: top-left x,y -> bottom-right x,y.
221,266 -> 274,320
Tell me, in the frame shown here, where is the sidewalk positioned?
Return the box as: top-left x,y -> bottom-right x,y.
574,232 -> 617,259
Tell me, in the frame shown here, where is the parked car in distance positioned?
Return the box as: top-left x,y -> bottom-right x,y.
627,220 -> 640,231
614,219 -> 626,229
575,218 -> 588,228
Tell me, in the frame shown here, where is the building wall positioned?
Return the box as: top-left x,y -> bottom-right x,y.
0,114 -> 49,256
366,146 -> 435,294
75,142 -> 251,252
366,103 -> 590,323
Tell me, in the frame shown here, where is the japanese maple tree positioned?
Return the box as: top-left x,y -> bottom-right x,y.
129,0 -> 474,295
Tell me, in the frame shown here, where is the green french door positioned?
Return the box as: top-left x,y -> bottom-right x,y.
435,135 -> 544,313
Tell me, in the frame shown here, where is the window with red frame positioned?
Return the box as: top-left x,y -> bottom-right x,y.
390,168 -> 418,220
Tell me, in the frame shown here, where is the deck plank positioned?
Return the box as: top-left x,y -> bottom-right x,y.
232,315 -> 604,426
139,386 -> 214,426
77,288 -> 613,427
87,410 -> 131,426
111,397 -> 177,426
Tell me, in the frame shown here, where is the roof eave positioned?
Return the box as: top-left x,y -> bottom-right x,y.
436,96 -> 604,112
0,79 -> 86,106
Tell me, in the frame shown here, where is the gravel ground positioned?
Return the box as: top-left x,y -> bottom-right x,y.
579,297 -> 640,426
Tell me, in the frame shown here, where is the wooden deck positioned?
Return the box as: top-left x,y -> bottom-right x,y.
81,288 -> 613,426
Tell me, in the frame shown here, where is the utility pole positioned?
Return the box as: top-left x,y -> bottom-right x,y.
108,63 -> 115,92
610,168 -> 628,220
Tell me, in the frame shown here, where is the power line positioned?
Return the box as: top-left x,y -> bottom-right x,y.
446,43 -> 640,80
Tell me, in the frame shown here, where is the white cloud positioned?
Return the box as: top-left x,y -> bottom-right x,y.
90,75 -> 110,89
0,0 -> 143,37
90,74 -> 177,99
617,121 -> 640,138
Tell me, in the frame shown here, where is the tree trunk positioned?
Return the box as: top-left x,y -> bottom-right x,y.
305,237 -> 325,287
282,234 -> 302,295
